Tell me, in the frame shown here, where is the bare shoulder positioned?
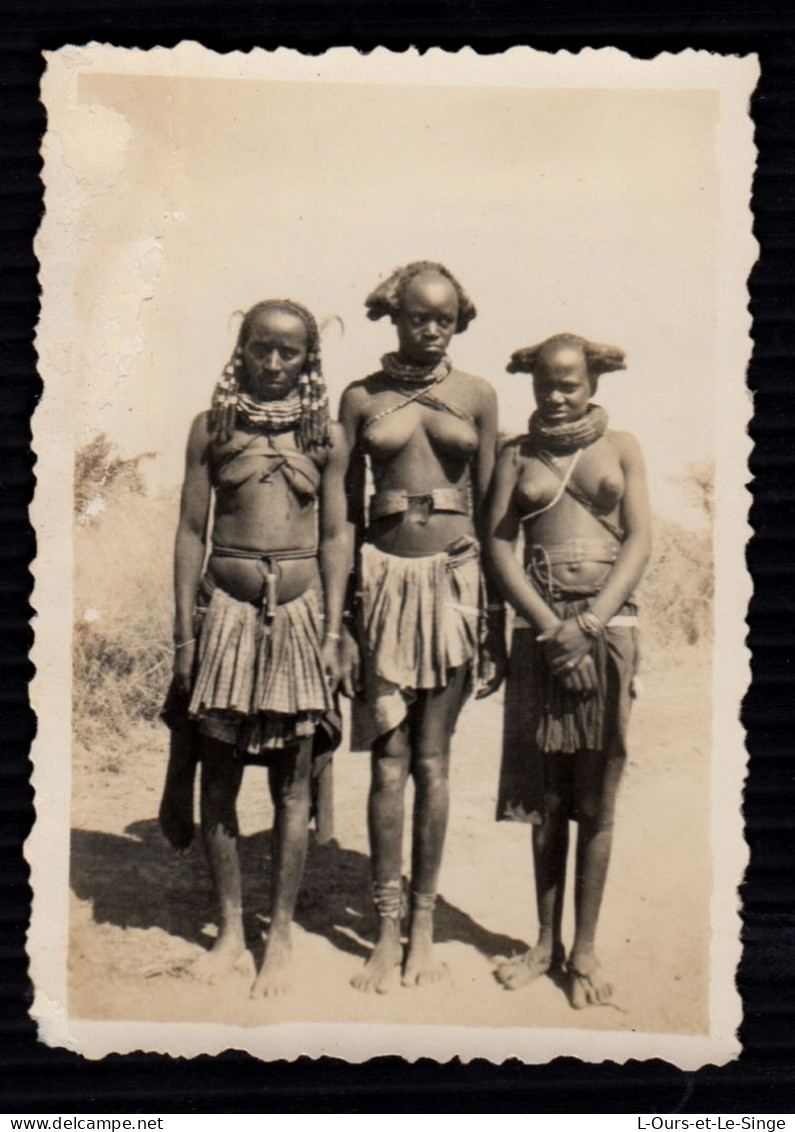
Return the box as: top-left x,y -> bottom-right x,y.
339,376 -> 378,417
187,410 -> 212,450
448,369 -> 497,417
496,434 -> 528,472
606,429 -> 644,461
449,369 -> 495,399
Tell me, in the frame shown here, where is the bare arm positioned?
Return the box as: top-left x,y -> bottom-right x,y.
337,385 -> 369,696
486,442 -> 560,635
589,433 -> 652,625
469,379 -> 507,694
339,385 -> 368,553
318,422 -> 354,642
471,379 -> 498,547
173,413 -> 212,685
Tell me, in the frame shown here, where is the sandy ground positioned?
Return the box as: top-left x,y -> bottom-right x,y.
69,651 -> 711,1036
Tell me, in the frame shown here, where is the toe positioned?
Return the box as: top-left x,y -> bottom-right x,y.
598,981 -> 613,1004
570,975 -> 587,1009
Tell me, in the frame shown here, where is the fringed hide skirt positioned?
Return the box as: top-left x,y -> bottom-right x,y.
351,537 -> 481,746
496,593 -> 639,826
188,577 -> 339,758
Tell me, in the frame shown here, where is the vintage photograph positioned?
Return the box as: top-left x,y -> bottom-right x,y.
30,45 -> 755,1063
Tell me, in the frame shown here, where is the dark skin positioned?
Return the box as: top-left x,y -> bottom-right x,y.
340,270 -> 507,993
487,342 -> 651,1007
172,307 -> 351,994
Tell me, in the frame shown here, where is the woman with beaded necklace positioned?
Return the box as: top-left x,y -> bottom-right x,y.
163,299 -> 350,996
340,261 -> 506,994
487,333 -> 651,1009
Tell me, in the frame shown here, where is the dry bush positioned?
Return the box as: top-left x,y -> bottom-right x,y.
75,433 -> 155,521
73,480 -> 177,752
637,515 -> 713,663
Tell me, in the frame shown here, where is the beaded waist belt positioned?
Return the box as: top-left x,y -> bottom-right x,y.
207,544 -> 318,626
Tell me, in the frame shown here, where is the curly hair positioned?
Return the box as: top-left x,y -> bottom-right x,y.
210,299 -> 331,451
507,333 -> 627,384
364,260 -> 477,333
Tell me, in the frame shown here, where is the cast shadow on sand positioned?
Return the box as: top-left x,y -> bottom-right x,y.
70,820 -> 527,972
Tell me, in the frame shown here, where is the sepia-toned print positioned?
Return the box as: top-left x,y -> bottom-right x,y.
30,45 -> 755,1065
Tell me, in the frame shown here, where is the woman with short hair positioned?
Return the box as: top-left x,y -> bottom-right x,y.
340,261 -> 506,993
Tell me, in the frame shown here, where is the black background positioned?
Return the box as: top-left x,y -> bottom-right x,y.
2,1 -> 792,1114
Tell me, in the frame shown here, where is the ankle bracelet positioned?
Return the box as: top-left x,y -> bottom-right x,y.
372,880 -> 404,921
410,890 -> 437,913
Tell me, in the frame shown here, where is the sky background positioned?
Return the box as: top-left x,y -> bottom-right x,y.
71,73 -> 720,526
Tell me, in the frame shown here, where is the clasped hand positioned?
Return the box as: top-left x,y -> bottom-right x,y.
475,623 -> 507,699
173,641 -> 196,694
335,625 -> 361,699
537,618 -> 598,695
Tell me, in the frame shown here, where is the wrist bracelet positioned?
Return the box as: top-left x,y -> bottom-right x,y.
174,638 -> 196,650
325,632 -> 342,641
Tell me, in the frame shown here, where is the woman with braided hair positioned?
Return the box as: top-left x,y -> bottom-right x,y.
487,332 -> 651,1009
163,299 -> 351,995
340,261 -> 506,994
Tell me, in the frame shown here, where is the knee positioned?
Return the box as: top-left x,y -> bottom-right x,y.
372,743 -> 410,792
200,758 -> 237,809
412,743 -> 449,790
200,790 -> 239,839
533,800 -> 567,848
372,766 -> 407,803
275,773 -> 311,812
577,807 -> 615,836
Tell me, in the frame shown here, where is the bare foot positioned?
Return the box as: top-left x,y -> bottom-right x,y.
401,910 -> 448,988
568,948 -> 615,1009
351,919 -> 402,994
189,932 -> 246,984
495,939 -> 565,991
251,927 -> 294,998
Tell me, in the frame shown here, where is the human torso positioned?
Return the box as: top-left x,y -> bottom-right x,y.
515,431 -> 625,590
208,425 -> 324,603
356,368 -> 482,557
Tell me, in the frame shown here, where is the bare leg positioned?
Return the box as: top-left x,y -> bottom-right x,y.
251,739 -> 313,998
569,748 -> 624,1008
496,755 -> 570,990
192,735 -> 246,983
351,722 -> 411,994
402,666 -> 469,988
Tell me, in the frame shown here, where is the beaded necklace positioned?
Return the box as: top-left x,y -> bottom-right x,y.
234,388 -> 303,431
380,352 -> 452,386
529,404 -> 609,455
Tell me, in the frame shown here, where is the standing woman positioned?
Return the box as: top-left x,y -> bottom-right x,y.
167,299 -> 350,996
340,261 -> 505,993
487,333 -> 651,1009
